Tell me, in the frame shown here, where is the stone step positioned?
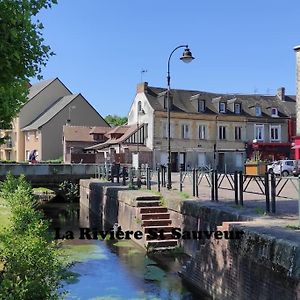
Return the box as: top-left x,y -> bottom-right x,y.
146,232 -> 175,240
142,219 -> 172,227
136,196 -> 161,201
144,225 -> 174,233
147,239 -> 178,248
141,213 -> 170,220
140,206 -> 168,214
137,200 -> 161,207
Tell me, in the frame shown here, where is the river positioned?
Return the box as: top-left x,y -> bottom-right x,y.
42,201 -> 211,300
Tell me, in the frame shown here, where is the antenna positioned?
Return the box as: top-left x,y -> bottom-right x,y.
141,69 -> 147,82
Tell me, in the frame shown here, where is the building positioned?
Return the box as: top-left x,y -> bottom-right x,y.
127,82 -> 295,172
0,78 -> 109,161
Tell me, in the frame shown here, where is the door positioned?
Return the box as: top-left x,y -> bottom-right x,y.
179,152 -> 186,170
171,152 -> 178,172
198,153 -> 206,168
218,153 -> 225,172
160,152 -> 168,166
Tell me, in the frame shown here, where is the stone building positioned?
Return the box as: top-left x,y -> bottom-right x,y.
128,82 -> 295,172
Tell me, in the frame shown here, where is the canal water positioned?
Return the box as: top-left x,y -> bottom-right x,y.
42,202 -> 211,300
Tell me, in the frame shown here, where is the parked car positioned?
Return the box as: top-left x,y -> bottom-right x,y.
292,160 -> 300,176
267,160 -> 295,176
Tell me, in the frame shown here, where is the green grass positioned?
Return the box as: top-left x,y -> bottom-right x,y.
178,191 -> 190,199
0,197 -> 11,232
32,187 -> 55,193
286,225 -> 300,230
254,207 -> 266,215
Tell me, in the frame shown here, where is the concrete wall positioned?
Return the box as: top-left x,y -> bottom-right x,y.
41,95 -> 107,160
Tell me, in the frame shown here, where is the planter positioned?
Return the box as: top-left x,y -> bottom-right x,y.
244,161 -> 267,176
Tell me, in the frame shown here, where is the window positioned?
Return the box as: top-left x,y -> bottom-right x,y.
271,107 -> 278,117
35,130 -> 39,139
255,106 -> 262,116
235,127 -> 242,140
199,125 -> 206,139
219,102 -> 226,113
254,124 -> 264,141
181,124 -> 190,139
218,126 -> 226,140
137,101 -> 142,112
270,125 -> 281,142
26,150 -> 30,161
198,100 -> 205,112
25,132 -> 30,141
234,103 -> 241,114
162,121 -> 168,138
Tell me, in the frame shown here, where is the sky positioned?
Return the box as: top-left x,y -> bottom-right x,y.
34,0 -> 300,117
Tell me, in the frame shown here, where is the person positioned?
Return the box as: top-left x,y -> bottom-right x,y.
29,150 -> 38,164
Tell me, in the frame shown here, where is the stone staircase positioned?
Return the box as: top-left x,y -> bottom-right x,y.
136,196 -> 178,251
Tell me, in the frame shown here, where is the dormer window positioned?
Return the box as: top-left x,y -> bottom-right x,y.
255,106 -> 262,117
271,107 -> 278,117
219,102 -> 226,113
234,103 -> 241,114
198,100 -> 205,112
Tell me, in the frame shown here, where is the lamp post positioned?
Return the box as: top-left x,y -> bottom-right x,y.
166,45 -> 194,189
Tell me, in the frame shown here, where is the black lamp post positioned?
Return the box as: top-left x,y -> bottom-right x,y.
166,45 -> 194,189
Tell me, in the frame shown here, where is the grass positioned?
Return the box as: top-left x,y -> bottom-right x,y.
178,191 -> 190,199
286,225 -> 300,230
254,207 -> 266,215
32,187 -> 55,193
0,197 -> 11,232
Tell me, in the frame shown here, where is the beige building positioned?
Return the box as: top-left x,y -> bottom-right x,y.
127,82 -> 295,172
0,78 -> 109,161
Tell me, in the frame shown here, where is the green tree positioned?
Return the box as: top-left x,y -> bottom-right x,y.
105,114 -> 128,127
0,0 -> 57,129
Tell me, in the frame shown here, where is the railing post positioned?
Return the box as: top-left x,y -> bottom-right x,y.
157,167 -> 161,192
179,167 -> 183,192
239,171 -> 243,206
192,168 -> 196,197
146,167 -> 151,190
264,172 -> 270,213
129,167 -> 133,187
214,170 -> 218,202
196,169 -> 199,198
234,171 -> 238,205
137,167 -> 141,189
211,170 -> 215,201
105,165 -> 109,181
270,173 -> 276,213
122,167 -> 126,186
116,164 -> 120,183
111,165 -> 114,183
162,166 -> 166,187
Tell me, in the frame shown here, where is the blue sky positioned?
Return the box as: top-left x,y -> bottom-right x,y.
35,0 -> 300,117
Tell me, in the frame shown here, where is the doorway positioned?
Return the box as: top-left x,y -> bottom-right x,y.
217,152 -> 225,172
171,152 -> 178,172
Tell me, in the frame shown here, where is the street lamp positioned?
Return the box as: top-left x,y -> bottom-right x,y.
166,45 -> 194,189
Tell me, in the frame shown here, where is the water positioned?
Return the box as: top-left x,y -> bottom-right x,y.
42,202 -> 210,300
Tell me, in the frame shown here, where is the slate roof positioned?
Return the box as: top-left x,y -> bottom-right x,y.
22,94 -> 79,131
28,78 -> 56,100
144,86 -> 296,118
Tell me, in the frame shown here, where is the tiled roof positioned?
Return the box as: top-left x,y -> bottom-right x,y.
145,86 -> 296,118
63,126 -> 97,142
21,94 -> 79,131
89,126 -> 111,134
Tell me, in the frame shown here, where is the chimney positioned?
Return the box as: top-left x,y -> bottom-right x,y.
136,82 -> 148,94
294,45 -> 300,135
276,87 -> 285,101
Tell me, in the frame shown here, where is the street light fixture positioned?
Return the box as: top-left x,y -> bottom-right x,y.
166,45 -> 194,190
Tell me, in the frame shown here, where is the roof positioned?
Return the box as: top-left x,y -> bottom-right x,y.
89,126 -> 111,134
143,85 -> 296,118
28,78 -> 56,100
63,126 -> 99,142
107,125 -> 130,135
22,94 -> 79,131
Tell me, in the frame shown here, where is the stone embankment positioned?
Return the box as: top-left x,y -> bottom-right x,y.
80,179 -> 300,300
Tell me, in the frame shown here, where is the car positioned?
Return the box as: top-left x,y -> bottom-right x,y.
267,160 -> 295,176
292,160 -> 300,176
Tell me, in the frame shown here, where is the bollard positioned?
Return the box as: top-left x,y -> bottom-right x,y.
239,171 -> 243,206
196,169 -> 199,198
234,171 -> 238,205
157,167 -> 161,192
122,167 -> 126,186
270,173 -> 276,213
264,172 -> 270,212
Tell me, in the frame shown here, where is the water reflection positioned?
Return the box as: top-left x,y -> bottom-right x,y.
42,201 -> 211,300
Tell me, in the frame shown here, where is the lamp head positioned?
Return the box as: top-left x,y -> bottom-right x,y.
180,47 -> 194,63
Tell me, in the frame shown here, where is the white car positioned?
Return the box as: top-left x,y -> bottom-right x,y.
267,160 -> 295,176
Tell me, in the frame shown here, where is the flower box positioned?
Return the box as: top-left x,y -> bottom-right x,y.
244,161 -> 267,176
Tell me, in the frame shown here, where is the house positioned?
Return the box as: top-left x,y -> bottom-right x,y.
0,78 -> 109,161
127,82 -> 295,172
63,125 -> 111,163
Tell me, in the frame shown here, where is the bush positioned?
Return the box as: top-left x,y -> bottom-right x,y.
0,173 -> 65,299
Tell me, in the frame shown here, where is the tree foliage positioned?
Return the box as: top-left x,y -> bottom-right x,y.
105,114 -> 128,127
0,0 -> 57,128
0,174 -> 64,299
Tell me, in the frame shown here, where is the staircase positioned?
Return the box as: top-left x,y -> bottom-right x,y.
136,196 -> 178,251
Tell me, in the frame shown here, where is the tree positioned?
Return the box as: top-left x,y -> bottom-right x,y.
0,0 -> 57,129
105,115 -> 128,127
